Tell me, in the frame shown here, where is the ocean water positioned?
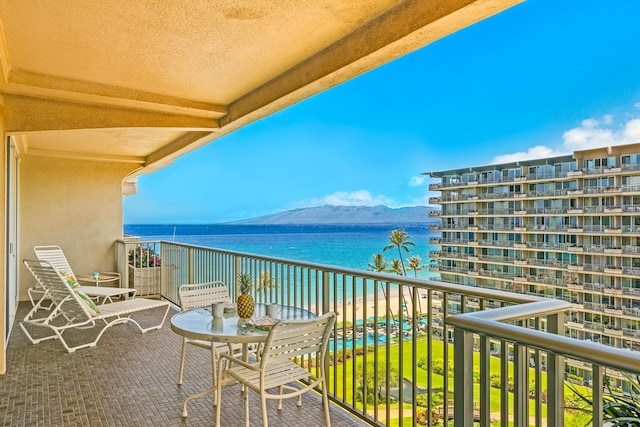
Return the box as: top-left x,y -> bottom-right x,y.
124,223 -> 439,280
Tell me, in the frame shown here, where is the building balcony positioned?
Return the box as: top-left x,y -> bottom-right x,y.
604,227 -> 623,234
623,287 -> 640,296
428,210 -> 441,217
623,328 -> 640,338
428,224 -> 440,231
604,327 -> 624,337
604,266 -> 623,274
429,197 -> 441,204
567,321 -> 584,329
604,287 -> 624,295
8,239 -> 640,427
428,183 -> 441,191
604,247 -> 623,254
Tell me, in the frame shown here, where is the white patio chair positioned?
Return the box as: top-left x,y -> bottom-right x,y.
177,282 -> 241,417
31,245 -> 132,307
215,311 -> 336,427
21,259 -> 170,353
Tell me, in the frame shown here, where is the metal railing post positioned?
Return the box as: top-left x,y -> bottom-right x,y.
546,312 -> 564,427
188,246 -> 194,284
453,327 -> 474,427
322,271 -> 330,315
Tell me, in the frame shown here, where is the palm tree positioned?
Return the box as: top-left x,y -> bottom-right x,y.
389,259 -> 404,275
407,255 -> 425,277
367,253 -> 388,273
383,228 -> 415,276
257,270 -> 278,303
389,259 -> 411,318
368,253 -> 396,325
384,228 -> 415,319
407,255 -> 426,317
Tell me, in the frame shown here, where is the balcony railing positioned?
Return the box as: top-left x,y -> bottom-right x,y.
116,239 -> 640,427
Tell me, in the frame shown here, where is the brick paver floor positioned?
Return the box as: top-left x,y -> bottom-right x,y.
0,301 -> 367,427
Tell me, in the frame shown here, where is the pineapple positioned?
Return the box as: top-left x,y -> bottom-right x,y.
236,273 -> 255,319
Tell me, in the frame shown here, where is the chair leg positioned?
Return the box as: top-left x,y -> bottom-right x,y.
321,378 -> 331,427
260,393 -> 268,427
244,386 -> 251,427
178,338 -> 187,385
215,359 -> 224,427
278,385 -> 284,410
210,345 -> 217,408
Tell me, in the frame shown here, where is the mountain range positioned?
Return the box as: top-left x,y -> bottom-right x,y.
225,205 -> 439,225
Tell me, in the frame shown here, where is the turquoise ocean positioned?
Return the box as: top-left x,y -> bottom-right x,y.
124,223 -> 439,281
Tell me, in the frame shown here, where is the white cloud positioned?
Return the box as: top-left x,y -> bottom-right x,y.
409,175 -> 426,187
491,145 -> 564,164
296,190 -> 396,208
562,116 -> 640,150
491,110 -> 640,164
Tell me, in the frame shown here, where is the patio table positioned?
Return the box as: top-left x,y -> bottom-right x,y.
170,303 -> 316,416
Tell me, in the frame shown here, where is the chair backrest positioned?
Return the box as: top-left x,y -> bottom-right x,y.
260,312 -> 336,369
23,259 -> 93,321
178,282 -> 230,311
34,245 -> 76,279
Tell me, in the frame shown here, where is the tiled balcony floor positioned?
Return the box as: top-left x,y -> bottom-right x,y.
1,302 -> 367,426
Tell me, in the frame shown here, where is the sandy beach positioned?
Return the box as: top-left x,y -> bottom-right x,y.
334,288 -> 428,324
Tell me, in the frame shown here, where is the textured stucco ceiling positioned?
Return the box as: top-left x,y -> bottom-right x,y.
0,0 -> 522,175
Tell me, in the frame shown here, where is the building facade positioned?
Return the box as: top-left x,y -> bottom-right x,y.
427,143 -> 640,381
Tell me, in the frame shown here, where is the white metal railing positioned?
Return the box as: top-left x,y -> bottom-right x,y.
115,239 -> 640,426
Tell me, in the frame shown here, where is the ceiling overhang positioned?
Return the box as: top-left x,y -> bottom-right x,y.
0,0 -> 523,176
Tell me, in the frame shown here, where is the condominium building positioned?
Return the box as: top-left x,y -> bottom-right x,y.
427,143 -> 640,380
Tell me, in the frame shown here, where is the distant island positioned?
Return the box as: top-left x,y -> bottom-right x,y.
224,205 -> 439,225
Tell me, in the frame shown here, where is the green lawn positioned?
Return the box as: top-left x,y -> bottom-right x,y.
328,336 -> 587,426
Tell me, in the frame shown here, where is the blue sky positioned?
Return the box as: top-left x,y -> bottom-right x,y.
125,1 -> 640,224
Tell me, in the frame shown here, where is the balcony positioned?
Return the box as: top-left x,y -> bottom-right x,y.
4,302 -> 363,426
8,239 -> 640,427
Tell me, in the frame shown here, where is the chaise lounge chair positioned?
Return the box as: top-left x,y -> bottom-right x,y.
29,245 -> 135,307
21,259 -> 171,353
